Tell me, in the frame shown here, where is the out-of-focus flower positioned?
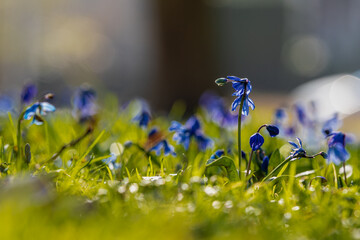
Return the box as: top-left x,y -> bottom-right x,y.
145,128 -> 175,156
261,156 -> 269,174
102,153 -> 121,170
133,99 -> 151,128
288,138 -> 306,158
294,104 -> 307,125
23,102 -> 56,125
21,84 -> 37,105
199,93 -> 238,127
249,133 -> 264,151
210,150 -> 225,159
322,113 -> 342,137
327,132 -> 349,165
0,96 -> 13,114
72,87 -> 97,122
274,108 -> 287,126
169,116 -> 213,151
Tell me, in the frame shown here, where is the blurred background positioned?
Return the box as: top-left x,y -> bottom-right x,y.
1,0 -> 360,115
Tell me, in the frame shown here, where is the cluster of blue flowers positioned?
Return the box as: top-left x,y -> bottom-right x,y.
169,116 -> 213,151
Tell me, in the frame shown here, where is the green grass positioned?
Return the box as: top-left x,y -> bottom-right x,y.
0,96 -> 359,240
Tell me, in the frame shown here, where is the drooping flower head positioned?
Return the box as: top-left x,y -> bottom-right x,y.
72,86 -> 97,122
249,124 -> 279,151
169,116 -> 213,151
326,132 -> 349,165
23,101 -> 56,125
21,83 -> 37,105
199,92 -> 238,127
288,137 -> 306,158
215,76 -> 255,116
145,128 -> 175,156
133,99 -> 151,128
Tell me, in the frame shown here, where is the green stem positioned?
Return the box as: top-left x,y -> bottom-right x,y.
237,86 -> 247,180
16,111 -> 26,169
246,150 -> 254,177
262,155 -> 293,182
343,161 -> 348,186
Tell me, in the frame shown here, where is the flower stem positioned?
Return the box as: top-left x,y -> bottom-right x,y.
343,161 -> 348,185
237,84 -> 247,180
16,111 -> 26,169
246,150 -> 254,177
262,156 -> 293,182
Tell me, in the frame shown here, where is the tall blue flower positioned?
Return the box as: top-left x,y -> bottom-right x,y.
215,76 -> 255,116
133,99 -> 151,128
23,102 -> 56,125
146,128 -> 175,156
327,132 -> 349,165
72,87 -> 97,122
21,84 -> 37,105
169,116 -> 213,151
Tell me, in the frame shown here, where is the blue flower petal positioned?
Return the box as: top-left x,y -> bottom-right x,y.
249,133 -> 264,151
266,125 -> 279,137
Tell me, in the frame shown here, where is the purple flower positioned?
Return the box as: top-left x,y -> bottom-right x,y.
199,93 -> 238,127
169,116 -> 213,151
294,104 -> 307,125
72,87 -> 97,122
322,113 -> 342,137
327,132 -> 349,165
261,156 -> 269,174
21,84 -> 37,105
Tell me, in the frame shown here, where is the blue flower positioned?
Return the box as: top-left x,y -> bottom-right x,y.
23,102 -> 56,125
261,156 -> 269,174
294,104 -> 307,125
266,125 -> 279,137
249,133 -> 264,151
288,137 -> 306,158
21,84 -> 37,105
215,76 -> 255,116
169,116 -> 213,151
147,128 -> 175,156
327,132 -> 349,165
102,153 -> 121,170
199,93 -> 238,127
322,113 -> 341,137
210,150 -> 225,159
133,100 -> 151,128
72,87 -> 97,121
